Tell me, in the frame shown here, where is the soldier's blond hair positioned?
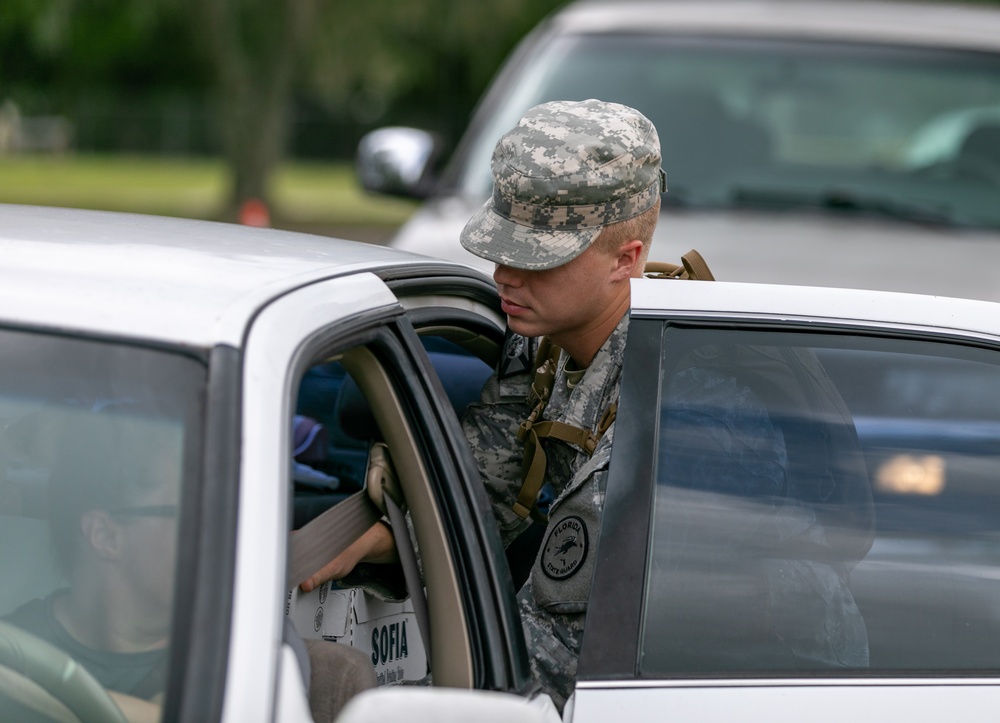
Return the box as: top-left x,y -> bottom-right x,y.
592,197 -> 660,267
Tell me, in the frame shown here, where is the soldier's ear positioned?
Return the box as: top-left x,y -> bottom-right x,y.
611,239 -> 644,281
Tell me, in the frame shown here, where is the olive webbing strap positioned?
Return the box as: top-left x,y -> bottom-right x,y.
512,338 -> 561,519
512,341 -> 618,520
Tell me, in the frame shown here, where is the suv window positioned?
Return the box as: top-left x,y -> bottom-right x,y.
641,326 -> 1000,675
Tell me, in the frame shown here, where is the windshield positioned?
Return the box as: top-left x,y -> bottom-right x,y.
459,34 -> 1000,229
0,330 -> 205,719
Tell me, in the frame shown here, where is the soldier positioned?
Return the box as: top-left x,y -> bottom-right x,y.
302,98 -> 664,710
458,98 -> 662,709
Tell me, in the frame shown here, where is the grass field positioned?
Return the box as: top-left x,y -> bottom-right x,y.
0,154 -> 418,242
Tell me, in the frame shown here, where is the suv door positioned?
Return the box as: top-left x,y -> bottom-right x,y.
578,280 -> 1000,721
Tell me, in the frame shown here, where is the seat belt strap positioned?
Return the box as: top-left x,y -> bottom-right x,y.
286,490 -> 382,591
383,491 -> 432,672
287,443 -> 433,670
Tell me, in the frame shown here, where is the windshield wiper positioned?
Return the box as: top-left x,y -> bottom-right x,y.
730,186 -> 961,227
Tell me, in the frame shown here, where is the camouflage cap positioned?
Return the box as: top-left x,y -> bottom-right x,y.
460,99 -> 665,271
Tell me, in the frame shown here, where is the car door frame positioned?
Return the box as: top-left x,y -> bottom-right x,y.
216,266 -> 525,722
576,278 -> 1000,721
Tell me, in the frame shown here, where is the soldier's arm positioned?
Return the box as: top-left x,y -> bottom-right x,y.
298,520 -> 398,592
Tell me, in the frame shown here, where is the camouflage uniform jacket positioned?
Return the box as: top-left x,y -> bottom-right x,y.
461,314 -> 628,710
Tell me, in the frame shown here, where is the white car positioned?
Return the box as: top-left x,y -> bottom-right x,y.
4,204 -> 1000,723
357,0 -> 1000,302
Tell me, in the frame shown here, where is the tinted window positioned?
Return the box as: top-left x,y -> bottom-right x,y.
641,326 -> 1000,676
462,35 -> 1000,228
0,330 -> 204,717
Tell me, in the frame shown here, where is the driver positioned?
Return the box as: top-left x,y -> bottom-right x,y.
4,407 -> 179,722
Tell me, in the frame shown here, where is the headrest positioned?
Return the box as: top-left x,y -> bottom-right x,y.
336,351 -> 492,442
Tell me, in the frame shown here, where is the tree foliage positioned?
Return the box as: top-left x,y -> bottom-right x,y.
0,0 -> 566,214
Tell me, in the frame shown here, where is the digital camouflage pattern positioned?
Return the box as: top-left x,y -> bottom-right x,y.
461,316 -> 628,710
460,99 -> 664,271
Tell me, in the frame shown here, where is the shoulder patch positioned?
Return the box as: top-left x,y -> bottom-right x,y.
541,515 -> 589,580
498,328 -> 532,380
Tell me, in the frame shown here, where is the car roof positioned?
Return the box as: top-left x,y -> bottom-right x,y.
632,277 -> 1000,341
557,0 -> 1000,53
0,204 -> 474,348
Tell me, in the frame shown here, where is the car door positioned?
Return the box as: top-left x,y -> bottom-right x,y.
221,264 -> 529,722
577,279 -> 1000,722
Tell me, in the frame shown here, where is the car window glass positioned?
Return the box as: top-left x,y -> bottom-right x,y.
641,326 -> 1000,676
292,335 -> 491,528
0,330 -> 204,717
462,34 -> 1000,228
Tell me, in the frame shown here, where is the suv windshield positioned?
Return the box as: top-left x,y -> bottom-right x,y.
0,330 -> 205,716
460,34 -> 1000,229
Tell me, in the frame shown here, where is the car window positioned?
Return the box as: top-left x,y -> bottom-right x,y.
0,330 -> 204,718
641,325 -> 1000,676
461,34 -> 1000,228
285,326 -> 501,704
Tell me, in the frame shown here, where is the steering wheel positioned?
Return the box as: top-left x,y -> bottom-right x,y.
0,620 -> 128,723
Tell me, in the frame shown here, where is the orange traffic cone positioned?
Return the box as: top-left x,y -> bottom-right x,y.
239,198 -> 271,227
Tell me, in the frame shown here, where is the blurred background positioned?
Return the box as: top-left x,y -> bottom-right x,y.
0,0 -> 568,242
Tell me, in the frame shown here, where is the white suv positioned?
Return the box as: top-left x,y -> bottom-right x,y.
359,0 -> 1000,301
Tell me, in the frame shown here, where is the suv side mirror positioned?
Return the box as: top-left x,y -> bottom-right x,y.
356,127 -> 442,200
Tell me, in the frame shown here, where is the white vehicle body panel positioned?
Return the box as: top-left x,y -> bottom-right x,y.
571,681 -> 1000,723
0,204 -> 453,346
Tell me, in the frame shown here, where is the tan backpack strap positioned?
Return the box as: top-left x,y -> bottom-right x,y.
643,260 -> 685,279
644,249 -> 715,281
681,249 -> 715,281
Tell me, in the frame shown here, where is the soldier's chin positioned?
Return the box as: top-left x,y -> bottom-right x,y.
506,317 -> 539,339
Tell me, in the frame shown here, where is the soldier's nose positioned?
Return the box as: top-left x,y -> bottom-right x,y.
494,263 -> 521,286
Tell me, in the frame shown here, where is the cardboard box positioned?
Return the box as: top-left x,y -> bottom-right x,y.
286,583 -> 427,685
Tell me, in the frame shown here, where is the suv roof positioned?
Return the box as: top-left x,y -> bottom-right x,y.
558,0 -> 1000,52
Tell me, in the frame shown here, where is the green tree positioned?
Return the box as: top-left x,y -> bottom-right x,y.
2,0 -> 569,216
193,0 -> 316,216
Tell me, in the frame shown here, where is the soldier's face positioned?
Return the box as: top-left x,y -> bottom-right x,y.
493,242 -> 624,343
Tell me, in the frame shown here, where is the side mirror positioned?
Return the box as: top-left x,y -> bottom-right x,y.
334,687 -> 562,723
356,127 -> 442,200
